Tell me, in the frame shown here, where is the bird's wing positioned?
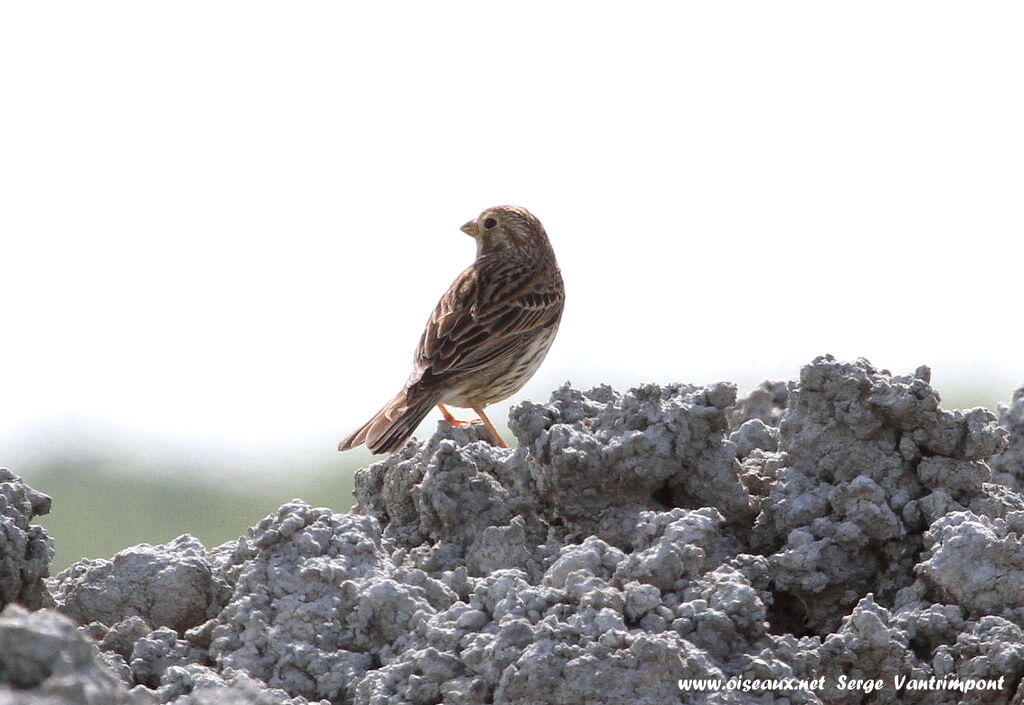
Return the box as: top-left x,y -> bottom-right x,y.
411,258 -> 563,387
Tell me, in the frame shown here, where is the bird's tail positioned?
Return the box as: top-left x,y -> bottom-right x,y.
338,387 -> 440,455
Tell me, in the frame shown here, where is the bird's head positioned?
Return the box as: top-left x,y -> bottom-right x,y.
460,205 -> 551,259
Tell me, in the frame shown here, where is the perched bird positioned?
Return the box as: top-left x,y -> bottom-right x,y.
338,205 -> 564,454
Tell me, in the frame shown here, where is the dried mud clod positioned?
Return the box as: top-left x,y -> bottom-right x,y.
2,355 -> 1023,705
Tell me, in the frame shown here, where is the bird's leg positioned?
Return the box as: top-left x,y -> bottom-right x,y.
473,406 -> 509,448
438,403 -> 507,448
437,403 -> 476,426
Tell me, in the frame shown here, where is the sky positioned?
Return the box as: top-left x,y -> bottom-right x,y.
2,2 -> 1022,471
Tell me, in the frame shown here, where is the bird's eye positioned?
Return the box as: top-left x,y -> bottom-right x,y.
483,217 -> 497,229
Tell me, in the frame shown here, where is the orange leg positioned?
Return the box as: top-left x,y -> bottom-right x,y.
437,403 -> 479,425
436,403 -> 508,448
472,406 -> 509,448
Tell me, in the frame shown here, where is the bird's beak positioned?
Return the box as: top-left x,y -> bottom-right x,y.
460,219 -> 476,237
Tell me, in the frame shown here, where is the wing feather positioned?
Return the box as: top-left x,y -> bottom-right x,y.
410,258 -> 563,390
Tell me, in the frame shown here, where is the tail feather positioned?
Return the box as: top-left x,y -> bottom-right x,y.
338,388 -> 439,455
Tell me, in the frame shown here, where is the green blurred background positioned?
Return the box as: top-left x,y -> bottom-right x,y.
13,445 -> 367,573
8,385 -> 1007,573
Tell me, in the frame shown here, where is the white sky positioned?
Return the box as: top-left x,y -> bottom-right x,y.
2,2 -> 1022,469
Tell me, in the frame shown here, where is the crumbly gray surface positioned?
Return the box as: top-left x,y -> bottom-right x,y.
2,356 -> 1023,704
0,468 -> 53,612
990,386 -> 1024,494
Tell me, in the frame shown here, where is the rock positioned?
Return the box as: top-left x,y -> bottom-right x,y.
754,356 -> 1010,634
990,385 -> 1024,493
4,356 -> 1024,704
730,379 -> 789,428
915,511 -> 1024,618
50,535 -> 228,634
0,604 -> 130,704
508,381 -> 754,547
730,418 -> 780,458
207,503 -> 384,702
0,468 -> 53,610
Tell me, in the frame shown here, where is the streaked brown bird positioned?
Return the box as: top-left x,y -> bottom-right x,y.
338,205 -> 564,454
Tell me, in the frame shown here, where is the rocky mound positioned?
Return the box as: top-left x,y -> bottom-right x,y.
2,356 -> 1024,704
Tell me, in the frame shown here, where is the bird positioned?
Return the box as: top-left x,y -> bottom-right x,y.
338,205 -> 564,455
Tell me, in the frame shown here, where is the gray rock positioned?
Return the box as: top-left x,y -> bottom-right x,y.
730,418 -> 780,458
353,423 -> 551,577
812,595 -> 917,704
509,381 -> 754,547
0,468 -> 53,610
130,627 -> 204,689
207,502 -> 385,702
0,604 -> 130,704
730,379 -> 789,428
99,616 -> 153,660
990,385 -> 1024,493
5,355 -> 1024,705
916,511 -> 1024,618
754,356 -> 1010,634
136,665 -> 324,705
50,535 -> 228,633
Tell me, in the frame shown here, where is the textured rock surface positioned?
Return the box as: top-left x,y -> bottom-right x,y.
990,385 -> 1024,494
0,468 -> 53,611
51,535 -> 229,634
0,604 -> 130,704
752,358 -> 1013,636
3,356 -> 1024,704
